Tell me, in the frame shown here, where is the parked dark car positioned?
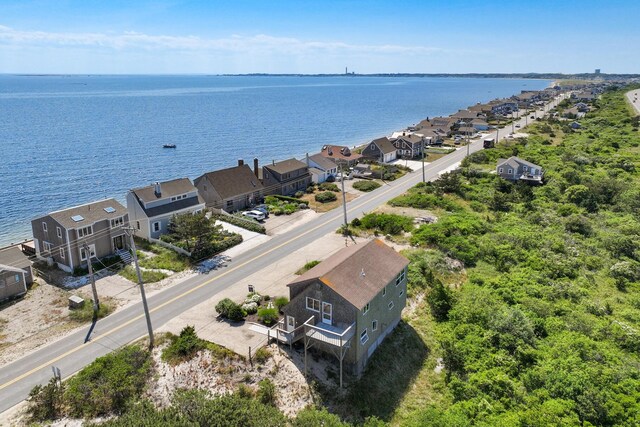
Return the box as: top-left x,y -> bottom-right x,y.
253,204 -> 269,217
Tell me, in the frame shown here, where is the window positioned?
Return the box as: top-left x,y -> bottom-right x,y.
508,169 -> 513,174
388,301 -> 395,310
15,274 -> 20,283
372,320 -> 378,331
111,217 -> 124,228
360,329 -> 369,345
42,222 -> 48,232
60,248 -> 65,260
399,289 -> 404,297
43,241 -> 53,253
226,200 -> 233,209
395,269 -> 405,287
306,297 -> 320,312
152,222 -> 161,232
136,221 -> 140,230
383,286 -> 387,297
523,166 -> 528,171
77,226 -> 93,238
80,244 -> 96,261
363,303 -> 370,315
56,226 -> 62,238
498,168 -> 504,173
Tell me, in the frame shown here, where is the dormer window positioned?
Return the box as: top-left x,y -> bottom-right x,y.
78,226 -> 93,238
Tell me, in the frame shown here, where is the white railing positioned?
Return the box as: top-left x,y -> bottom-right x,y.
304,318 -> 356,347
149,237 -> 191,257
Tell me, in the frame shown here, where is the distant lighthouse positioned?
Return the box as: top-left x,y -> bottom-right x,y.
345,67 -> 348,75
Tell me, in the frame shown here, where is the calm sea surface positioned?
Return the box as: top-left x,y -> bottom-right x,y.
0,75 -> 550,246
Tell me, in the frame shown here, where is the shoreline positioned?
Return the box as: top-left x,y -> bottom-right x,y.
0,77 -> 555,247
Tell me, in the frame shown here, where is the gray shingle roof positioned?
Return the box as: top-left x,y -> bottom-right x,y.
141,195 -> 204,218
307,153 -> 337,171
288,239 -> 409,310
497,156 -> 540,169
371,137 -> 397,154
195,165 -> 264,200
48,199 -> 126,229
132,178 -> 196,203
264,158 -> 308,175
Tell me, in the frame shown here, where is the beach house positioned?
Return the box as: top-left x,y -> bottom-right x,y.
304,153 -> 338,184
31,199 -> 130,273
361,137 -> 398,163
278,239 -> 409,383
262,158 -> 312,196
194,160 -> 264,212
497,156 -> 544,184
0,264 -> 28,302
127,178 -> 205,240
320,145 -> 363,167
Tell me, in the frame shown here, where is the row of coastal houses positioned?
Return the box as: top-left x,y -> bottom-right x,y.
28,157 -> 312,274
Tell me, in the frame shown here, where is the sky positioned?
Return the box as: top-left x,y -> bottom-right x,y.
0,0 -> 638,74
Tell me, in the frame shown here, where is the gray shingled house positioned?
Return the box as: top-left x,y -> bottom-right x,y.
262,158 -> 311,196
0,263 -> 28,302
31,199 -> 129,273
194,160 -> 264,212
278,239 -> 409,385
496,156 -> 544,184
126,178 -> 205,240
361,137 -> 398,163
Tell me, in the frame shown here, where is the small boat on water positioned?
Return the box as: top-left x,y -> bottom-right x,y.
163,144 -> 177,148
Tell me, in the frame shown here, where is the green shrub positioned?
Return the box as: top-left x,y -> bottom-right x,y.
296,260 -> 320,274
161,326 -> 206,365
274,296 -> 289,312
216,298 -> 246,321
294,190 -> 305,198
69,299 -> 115,322
292,407 -> 350,426
213,214 -> 266,234
315,191 -> 338,203
65,345 -> 151,417
119,265 -> 168,283
319,182 -> 340,192
359,213 -> 414,235
257,379 -> 277,406
257,307 -> 278,325
28,377 -> 65,422
254,347 -> 272,364
353,180 -> 382,192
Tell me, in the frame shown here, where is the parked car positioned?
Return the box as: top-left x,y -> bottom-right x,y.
253,204 -> 269,217
242,210 -> 265,221
515,124 -> 521,128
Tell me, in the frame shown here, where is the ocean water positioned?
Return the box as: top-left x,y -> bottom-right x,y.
0,75 -> 550,246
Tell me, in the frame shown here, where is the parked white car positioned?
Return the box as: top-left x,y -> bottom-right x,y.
242,210 -> 265,221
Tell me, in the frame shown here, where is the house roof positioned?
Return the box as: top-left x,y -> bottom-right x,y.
307,153 -> 337,171
320,145 -> 363,162
371,137 -> 397,154
396,134 -> 423,145
140,195 -> 204,219
497,156 -> 541,170
132,178 -> 197,203
0,245 -> 31,270
0,263 -> 26,274
195,165 -> 263,200
264,158 -> 308,175
288,239 -> 409,310
47,199 -> 127,229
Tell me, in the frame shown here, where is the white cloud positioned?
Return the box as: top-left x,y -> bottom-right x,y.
0,25 -> 440,56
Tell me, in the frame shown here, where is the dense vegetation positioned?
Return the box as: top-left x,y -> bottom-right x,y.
353,180 -> 382,192
160,211 -> 243,260
381,88 -> 640,425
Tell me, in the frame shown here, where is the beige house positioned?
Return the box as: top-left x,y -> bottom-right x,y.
278,239 -> 409,384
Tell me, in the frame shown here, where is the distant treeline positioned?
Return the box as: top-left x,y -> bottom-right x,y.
225,73 -> 640,80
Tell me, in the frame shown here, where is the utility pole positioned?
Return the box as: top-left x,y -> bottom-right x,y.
83,243 -> 100,313
421,139 -> 426,183
339,163 -> 348,234
123,227 -> 154,349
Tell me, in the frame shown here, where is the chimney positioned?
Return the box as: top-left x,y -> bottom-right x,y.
272,160 -> 275,166
238,159 -> 244,166
154,181 -> 161,197
253,158 -> 259,178
306,153 -> 310,167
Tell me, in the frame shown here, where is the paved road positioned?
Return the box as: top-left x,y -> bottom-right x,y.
627,90 -> 640,115
0,96 -> 564,412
